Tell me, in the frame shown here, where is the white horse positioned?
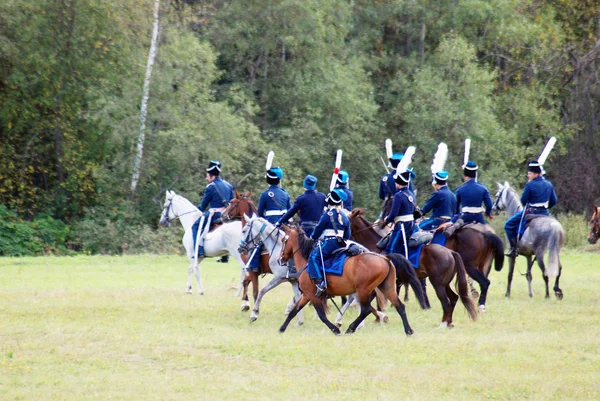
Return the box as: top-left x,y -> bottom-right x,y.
239,215 -> 304,324
159,190 -> 247,297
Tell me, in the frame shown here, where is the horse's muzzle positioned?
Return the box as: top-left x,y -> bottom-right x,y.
588,236 -> 598,245
159,219 -> 171,228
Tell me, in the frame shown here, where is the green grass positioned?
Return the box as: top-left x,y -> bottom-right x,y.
1,253 -> 599,400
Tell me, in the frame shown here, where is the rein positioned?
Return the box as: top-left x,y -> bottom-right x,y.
162,199 -> 199,224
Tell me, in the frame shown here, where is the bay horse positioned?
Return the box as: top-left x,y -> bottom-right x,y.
587,204 -> 600,245
158,190 -> 247,296
274,223 -> 419,335
222,198 -> 304,324
494,182 -> 565,299
222,192 -> 263,312
348,209 -> 478,327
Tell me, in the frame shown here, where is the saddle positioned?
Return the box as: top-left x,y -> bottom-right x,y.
408,230 -> 433,248
331,242 -> 366,257
524,214 -> 546,223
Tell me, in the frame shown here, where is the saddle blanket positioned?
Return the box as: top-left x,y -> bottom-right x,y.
322,253 -> 349,276
407,232 -> 446,269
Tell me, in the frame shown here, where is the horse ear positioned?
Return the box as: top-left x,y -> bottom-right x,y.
497,182 -> 503,190
166,190 -> 174,199
504,181 -> 510,188
245,191 -> 251,197
243,213 -> 251,223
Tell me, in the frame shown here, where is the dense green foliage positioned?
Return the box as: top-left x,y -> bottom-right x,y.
1,0 -> 599,254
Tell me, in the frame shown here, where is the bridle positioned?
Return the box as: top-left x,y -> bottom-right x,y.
161,198 -> 199,226
278,232 -> 302,265
238,219 -> 281,255
222,196 -> 257,222
493,187 -> 506,212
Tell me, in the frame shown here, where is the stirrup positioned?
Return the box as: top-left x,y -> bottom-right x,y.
315,281 -> 327,297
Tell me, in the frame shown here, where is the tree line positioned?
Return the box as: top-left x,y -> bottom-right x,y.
0,0 -> 598,254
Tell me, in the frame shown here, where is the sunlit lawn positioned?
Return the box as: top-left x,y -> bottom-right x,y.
1,251 -> 599,400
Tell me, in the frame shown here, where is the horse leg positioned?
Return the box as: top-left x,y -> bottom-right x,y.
240,274 -> 251,312
506,256 -> 516,297
432,282 -> 451,328
279,294 -> 309,333
193,259 -> 203,295
313,299 -> 342,335
526,256 -> 535,298
335,295 -> 355,327
378,273 -> 413,335
250,275 -> 285,322
554,263 -> 563,300
404,284 -> 409,302
445,284 -> 459,328
466,266 -> 490,312
346,300 -> 373,334
468,276 -> 479,299
535,255 -> 550,299
420,279 -> 431,309
290,281 -> 305,326
186,263 -> 194,294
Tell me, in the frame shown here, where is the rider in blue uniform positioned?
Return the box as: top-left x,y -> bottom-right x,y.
384,170 -> 416,257
276,175 -> 326,237
379,153 -> 417,201
453,161 -> 494,225
191,160 -> 235,258
335,170 -> 353,212
246,167 -> 291,272
418,171 -> 457,230
504,161 -> 558,257
307,189 -> 351,296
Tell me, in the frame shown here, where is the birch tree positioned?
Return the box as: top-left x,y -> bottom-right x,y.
131,0 -> 160,198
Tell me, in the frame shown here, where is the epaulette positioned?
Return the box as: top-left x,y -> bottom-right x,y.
382,176 -> 388,182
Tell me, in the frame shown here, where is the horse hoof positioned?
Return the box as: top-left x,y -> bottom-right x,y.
186,289 -> 192,294
296,320 -> 304,326
335,322 -> 342,328
505,292 -> 510,298
382,315 -> 389,324
198,292 -> 204,296
241,305 -> 250,312
406,329 -> 414,336
478,305 -> 486,313
438,322 -> 448,329
555,291 -> 563,300
332,328 -> 341,336
250,314 -> 258,322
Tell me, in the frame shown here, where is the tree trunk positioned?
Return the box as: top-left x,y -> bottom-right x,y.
131,0 -> 161,198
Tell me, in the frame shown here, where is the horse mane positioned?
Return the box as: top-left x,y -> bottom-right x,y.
296,231 -> 314,260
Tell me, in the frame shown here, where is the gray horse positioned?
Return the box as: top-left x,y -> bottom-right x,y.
493,182 -> 565,299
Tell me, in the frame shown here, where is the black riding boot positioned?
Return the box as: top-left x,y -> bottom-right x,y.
315,279 -> 327,297
217,254 -> 229,263
506,238 -> 518,257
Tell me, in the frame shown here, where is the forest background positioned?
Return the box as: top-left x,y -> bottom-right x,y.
1,0 -> 598,255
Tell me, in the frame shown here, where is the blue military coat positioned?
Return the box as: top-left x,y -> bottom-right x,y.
521,176 -> 557,209
454,179 -> 493,217
421,186 -> 457,219
258,185 -> 291,224
278,190 -> 327,225
199,177 -> 234,211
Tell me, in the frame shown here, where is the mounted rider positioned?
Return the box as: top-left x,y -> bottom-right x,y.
419,143 -> 457,231
307,188 -> 351,297
379,139 -> 417,203
453,139 -> 493,225
192,160 -> 235,258
247,152 -> 292,272
335,170 -> 353,212
504,159 -> 558,257
276,175 -> 326,237
383,147 -> 417,257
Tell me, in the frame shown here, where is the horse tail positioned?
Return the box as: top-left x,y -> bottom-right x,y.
387,254 -> 428,310
452,251 -> 478,321
484,232 -> 505,272
546,222 -> 564,278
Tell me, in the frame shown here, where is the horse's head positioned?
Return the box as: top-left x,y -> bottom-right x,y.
278,226 -> 312,266
493,181 -> 511,213
348,208 -> 368,232
238,214 -> 276,254
222,191 -> 256,224
159,190 -> 177,227
588,205 -> 600,245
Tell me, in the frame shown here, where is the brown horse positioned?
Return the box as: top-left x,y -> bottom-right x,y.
588,205 -> 600,244
221,191 -> 262,312
348,209 -> 478,327
278,226 -> 419,335
442,223 -> 504,312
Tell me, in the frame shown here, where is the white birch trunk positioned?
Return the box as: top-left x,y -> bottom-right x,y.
131,0 -> 160,197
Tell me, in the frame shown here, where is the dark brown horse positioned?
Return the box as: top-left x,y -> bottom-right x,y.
442,223 -> 504,312
348,209 -> 478,327
588,205 -> 600,244
278,227 -> 420,335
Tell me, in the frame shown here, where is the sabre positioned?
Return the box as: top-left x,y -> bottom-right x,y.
379,155 -> 390,174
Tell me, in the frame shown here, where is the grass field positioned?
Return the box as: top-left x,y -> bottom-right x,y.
1,252 -> 599,400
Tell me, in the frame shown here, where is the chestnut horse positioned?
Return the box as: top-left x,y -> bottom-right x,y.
348,209 -> 478,327
276,225 -> 419,335
587,205 -> 600,245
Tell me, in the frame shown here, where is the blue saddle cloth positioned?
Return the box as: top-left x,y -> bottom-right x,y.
407,232 -> 446,268
323,253 -> 350,276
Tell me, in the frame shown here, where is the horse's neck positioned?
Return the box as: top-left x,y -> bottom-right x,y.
175,197 -> 202,231
505,189 -> 523,215
261,227 -> 283,254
